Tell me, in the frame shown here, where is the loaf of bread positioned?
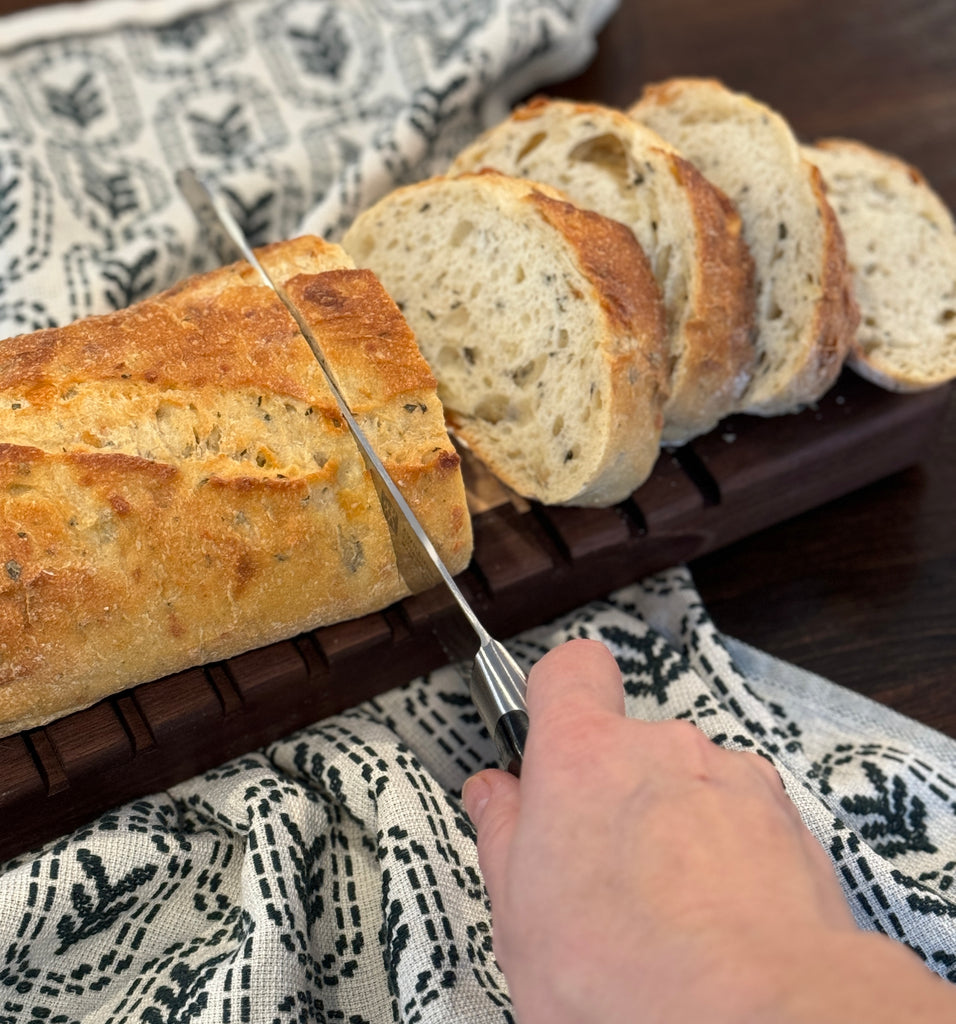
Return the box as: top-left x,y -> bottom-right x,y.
0,235 -> 472,737
449,96 -> 756,444
630,78 -> 859,416
342,171 -> 668,507
803,138 -> 956,392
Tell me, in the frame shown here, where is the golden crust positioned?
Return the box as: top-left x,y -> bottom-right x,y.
801,162 -> 861,401
284,269 -> 439,402
814,137 -> 929,188
752,161 -> 858,412
664,153 -> 756,438
524,185 -> 668,506
632,77 -> 858,415
526,188 -> 667,358
635,76 -> 727,111
810,137 -> 954,392
0,237 -> 472,737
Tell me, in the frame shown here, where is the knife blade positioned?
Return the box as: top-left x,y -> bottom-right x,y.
176,168 -> 529,775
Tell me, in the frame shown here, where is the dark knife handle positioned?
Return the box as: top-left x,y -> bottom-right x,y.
472,639 -> 529,777
494,709 -> 529,777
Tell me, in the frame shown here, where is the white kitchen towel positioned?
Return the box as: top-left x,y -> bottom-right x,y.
0,0 -> 615,340
0,566 -> 954,1023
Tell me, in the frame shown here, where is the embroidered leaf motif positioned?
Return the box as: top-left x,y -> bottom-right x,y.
424,12 -> 486,67
100,248 -> 159,309
282,813 -> 328,927
81,161 -> 138,219
0,167 -> 18,248
891,868 -> 956,921
157,15 -> 208,51
221,185 -> 274,246
599,623 -> 686,705
289,11 -> 349,79
43,71 -> 104,128
840,761 -> 938,858
55,849 -> 158,953
408,76 -> 469,143
187,103 -> 250,157
141,952 -> 234,1024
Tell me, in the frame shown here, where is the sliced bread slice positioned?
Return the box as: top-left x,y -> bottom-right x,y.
803,138 -> 956,392
341,171 -> 668,507
450,96 -> 756,444
630,78 -> 859,416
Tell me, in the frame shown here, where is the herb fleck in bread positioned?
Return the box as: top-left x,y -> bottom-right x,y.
0,235 -> 472,737
342,171 -> 668,507
631,78 -> 859,415
803,138 -> 956,392
449,96 -> 756,444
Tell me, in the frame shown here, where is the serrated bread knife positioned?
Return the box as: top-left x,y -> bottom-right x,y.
176,168 -> 529,775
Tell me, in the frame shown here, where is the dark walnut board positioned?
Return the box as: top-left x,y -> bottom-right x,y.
0,370 -> 950,862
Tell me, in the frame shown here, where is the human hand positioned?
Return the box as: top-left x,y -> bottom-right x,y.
462,638 -> 956,1024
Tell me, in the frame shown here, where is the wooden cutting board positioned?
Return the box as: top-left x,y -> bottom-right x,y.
0,370 -> 950,862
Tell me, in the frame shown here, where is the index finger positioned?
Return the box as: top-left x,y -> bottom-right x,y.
526,638 -> 626,720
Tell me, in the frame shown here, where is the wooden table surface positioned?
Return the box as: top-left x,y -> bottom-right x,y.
1,0 -> 953,737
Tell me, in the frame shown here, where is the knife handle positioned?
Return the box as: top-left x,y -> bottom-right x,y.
494,709 -> 529,777
472,639 -> 529,777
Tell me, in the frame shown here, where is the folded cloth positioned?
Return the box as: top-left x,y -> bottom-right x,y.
0,0 -> 615,339
1,566 -> 955,1022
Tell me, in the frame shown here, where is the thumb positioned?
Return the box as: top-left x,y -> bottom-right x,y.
462,768 -> 521,905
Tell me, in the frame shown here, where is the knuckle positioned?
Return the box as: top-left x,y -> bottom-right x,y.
740,749 -> 785,786
650,719 -> 718,776
659,718 -> 712,754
